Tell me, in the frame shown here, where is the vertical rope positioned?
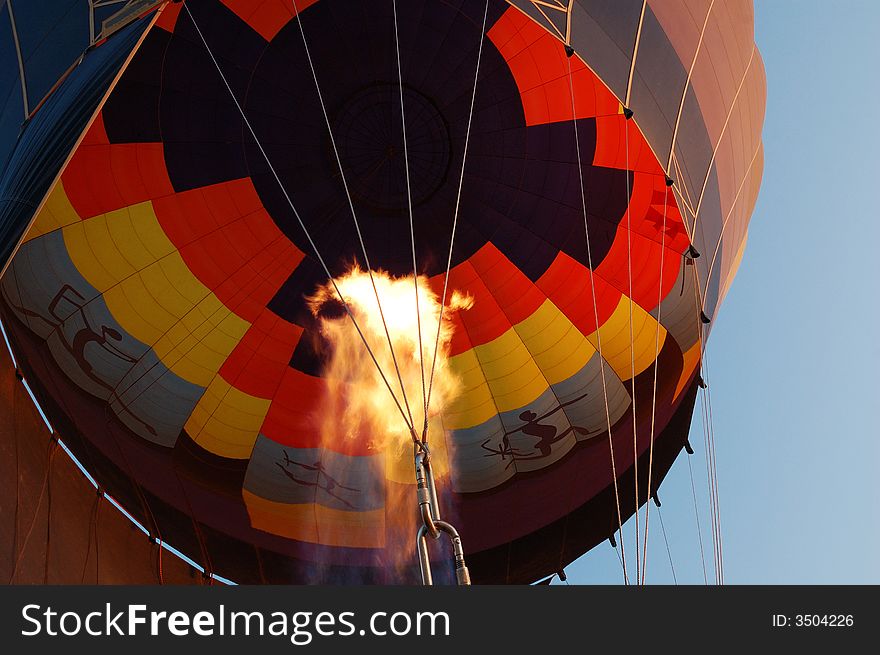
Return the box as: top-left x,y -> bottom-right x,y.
425,0 -> 490,427
657,504 -> 677,584
80,490 -> 98,583
9,441 -> 57,583
567,50 -> 629,584
391,0 -> 428,434
291,0 -> 419,431
185,2 -> 415,434
688,437 -> 709,584
640,181 -> 669,583
624,111 -> 640,584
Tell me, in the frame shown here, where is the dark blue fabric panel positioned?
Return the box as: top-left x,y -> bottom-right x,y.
0,15 -> 151,269
0,7 -> 22,169
10,0 -> 89,111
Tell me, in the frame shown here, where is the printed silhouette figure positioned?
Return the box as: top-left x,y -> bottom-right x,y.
481,392 -> 597,465
6,284 -> 157,436
276,450 -> 360,509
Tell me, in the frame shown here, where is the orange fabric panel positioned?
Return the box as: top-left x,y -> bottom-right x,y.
220,0 -> 318,41
62,139 -> 174,219
220,308 -> 302,399
152,178 -> 304,322
488,6 -> 619,126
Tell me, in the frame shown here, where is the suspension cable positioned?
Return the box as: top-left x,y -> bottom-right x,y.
624,108 -> 641,584
656,504 -> 677,584
689,262 -> 722,584
699,385 -> 720,583
184,3 -> 415,433
687,447 -> 709,584
566,50 -> 629,584
291,0 -> 418,434
425,0 -> 490,435
391,0 -> 428,435
702,360 -> 724,584
640,180 -> 669,584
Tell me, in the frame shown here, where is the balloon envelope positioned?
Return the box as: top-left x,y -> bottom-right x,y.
0,0 -> 764,583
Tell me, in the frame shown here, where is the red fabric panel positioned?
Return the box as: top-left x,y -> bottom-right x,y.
428,259 -> 513,355
594,172 -> 688,311
593,115 -> 665,174
220,0 -> 318,41
468,243 -> 545,325
152,178 -> 304,323
62,135 -> 174,219
537,252 -> 620,335
488,7 -> 620,126
220,308 -> 302,399
155,2 -> 183,33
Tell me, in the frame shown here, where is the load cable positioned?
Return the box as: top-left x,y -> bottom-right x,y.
566,48 -> 629,585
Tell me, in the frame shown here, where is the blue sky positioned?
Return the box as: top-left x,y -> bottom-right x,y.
566,0 -> 880,584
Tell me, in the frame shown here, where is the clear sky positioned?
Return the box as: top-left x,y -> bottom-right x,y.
565,0 -> 880,585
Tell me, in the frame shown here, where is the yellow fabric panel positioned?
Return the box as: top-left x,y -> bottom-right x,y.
586,296 -> 667,380
243,490 -> 385,548
472,327 -> 548,413
64,202 -> 249,386
445,349 -> 498,430
185,376 -> 271,459
63,202 -> 177,293
23,180 -> 80,243
514,299 -> 596,384
674,340 -> 702,402
149,293 -> 247,385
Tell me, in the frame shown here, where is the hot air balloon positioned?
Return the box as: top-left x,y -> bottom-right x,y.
0,0 -> 765,584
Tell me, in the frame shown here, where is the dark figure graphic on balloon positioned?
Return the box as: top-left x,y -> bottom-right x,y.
481,404 -> 594,467
275,449 -> 360,509
6,284 -> 157,436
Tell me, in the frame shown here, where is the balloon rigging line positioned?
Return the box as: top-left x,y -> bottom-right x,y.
9,441 -> 57,583
624,108 -> 641,585
700,141 -> 763,308
709,393 -> 723,582
690,45 -> 757,235
184,3 -> 415,433
425,0 -> 490,435
0,327 -> 237,583
687,447 -> 709,584
688,260 -> 723,584
665,0 -> 715,175
292,0 -> 418,435
690,268 -> 719,583
656,504 -> 677,584
708,396 -> 722,584
641,180 -> 669,584
699,385 -> 720,583
391,0 -> 428,437
566,52 -> 629,585
702,357 -> 724,583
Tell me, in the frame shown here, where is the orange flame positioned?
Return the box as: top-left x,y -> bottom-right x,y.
307,267 -> 471,577
307,265 -> 472,473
